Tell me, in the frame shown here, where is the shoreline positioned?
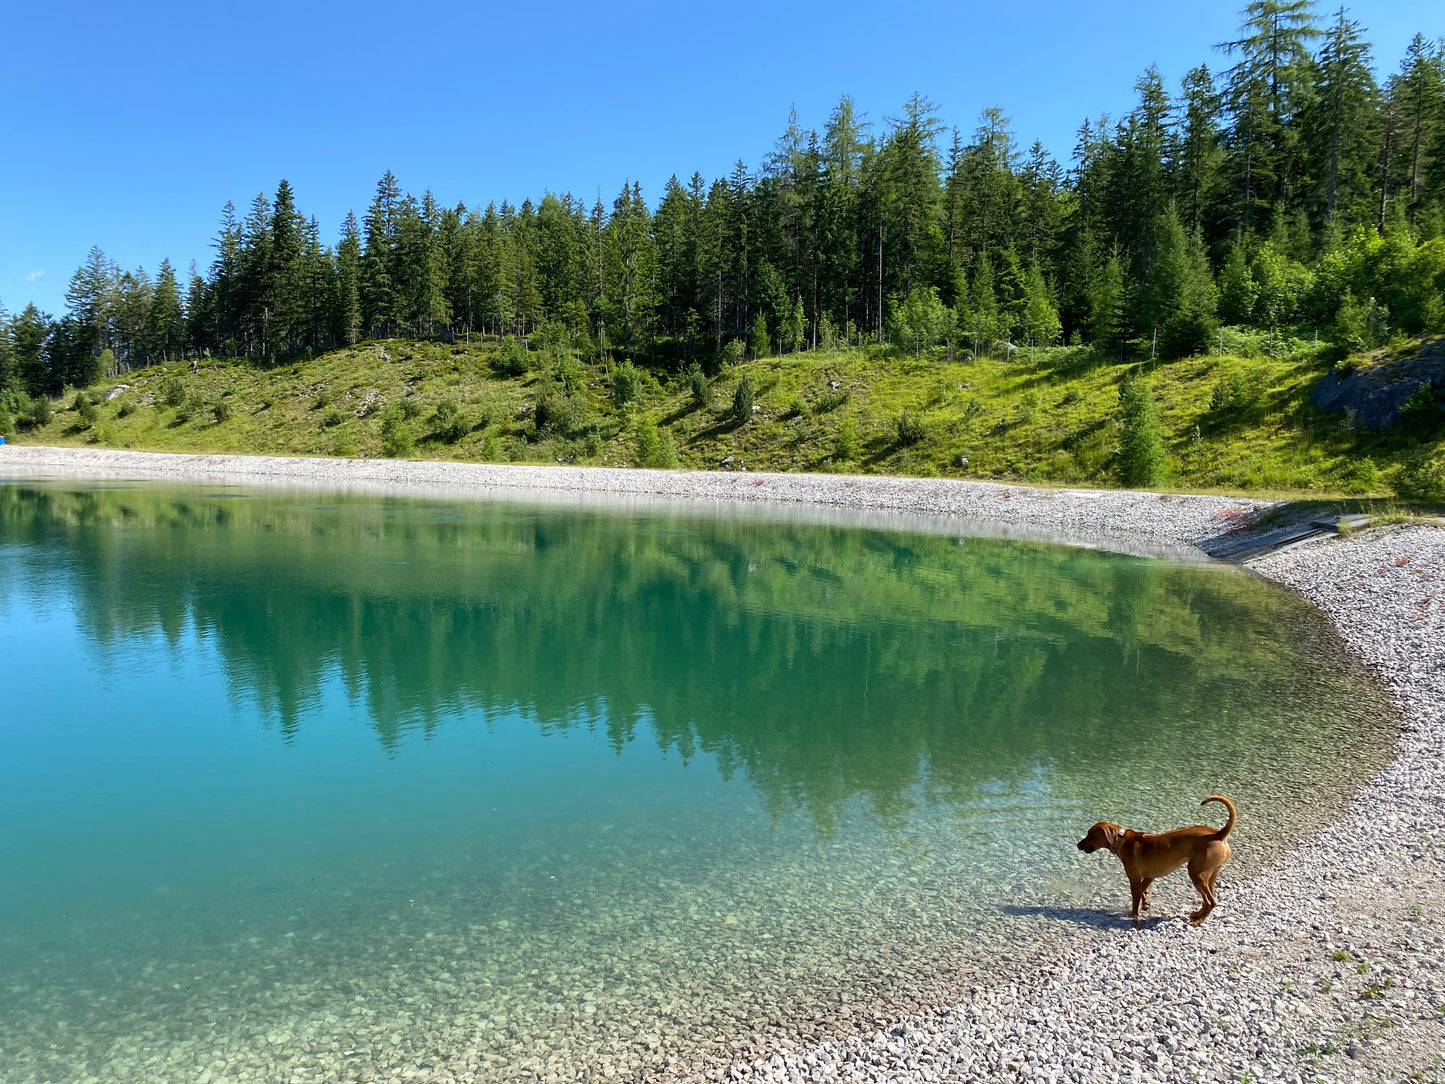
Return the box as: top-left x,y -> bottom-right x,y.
3,445 -> 1442,1083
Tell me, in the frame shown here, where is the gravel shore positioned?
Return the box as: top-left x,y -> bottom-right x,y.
3,445 -> 1442,1083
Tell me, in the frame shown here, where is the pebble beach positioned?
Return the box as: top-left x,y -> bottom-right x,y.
2,444 -> 1442,1084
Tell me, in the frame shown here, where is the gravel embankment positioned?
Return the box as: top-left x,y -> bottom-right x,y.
3,445 -> 1442,1084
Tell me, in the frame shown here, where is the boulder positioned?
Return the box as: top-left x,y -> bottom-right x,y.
1312,337 -> 1445,429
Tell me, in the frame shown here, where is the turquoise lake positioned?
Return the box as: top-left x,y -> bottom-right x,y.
0,480 -> 1395,1083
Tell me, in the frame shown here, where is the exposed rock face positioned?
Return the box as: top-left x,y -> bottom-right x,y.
1312,337 -> 1445,429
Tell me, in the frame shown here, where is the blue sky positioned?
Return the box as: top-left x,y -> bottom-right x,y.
1,0 -> 1439,317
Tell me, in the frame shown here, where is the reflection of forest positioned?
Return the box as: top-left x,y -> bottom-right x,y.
0,483 -> 1393,830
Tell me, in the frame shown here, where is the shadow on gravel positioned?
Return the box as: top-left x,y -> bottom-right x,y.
1000,904 -> 1171,931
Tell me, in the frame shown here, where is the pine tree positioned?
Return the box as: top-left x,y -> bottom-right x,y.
1217,0 -> 1322,231
13,303 -> 52,397
362,171 -> 400,337
1176,65 -> 1225,236
1088,249 -> 1127,353
146,258 -> 185,362
1021,263 -> 1062,347
1303,8 -> 1379,231
1145,207 -> 1220,356
1116,378 -> 1167,486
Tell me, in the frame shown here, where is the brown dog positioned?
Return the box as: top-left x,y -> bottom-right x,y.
1077,795 -> 1236,925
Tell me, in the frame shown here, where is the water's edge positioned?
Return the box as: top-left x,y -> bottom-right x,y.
3,445 -> 1439,1083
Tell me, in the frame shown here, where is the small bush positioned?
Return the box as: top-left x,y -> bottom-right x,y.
332,434 -> 359,457
212,401 -> 233,423
1393,452 -> 1445,501
0,402 -> 12,437
1401,382 -> 1442,430
894,413 -> 926,447
116,400 -> 136,418
555,356 -> 586,396
813,389 -> 850,414
174,395 -> 205,424
633,417 -> 679,469
686,364 -> 713,409
322,409 -> 345,428
722,339 -> 748,367
834,419 -> 859,460
612,362 -> 643,409
430,399 -> 471,443
731,376 -> 756,422
161,377 -> 186,407
783,397 -> 807,419
21,395 -> 52,428
1208,365 -> 1267,422
312,391 -> 332,410
74,393 -> 97,429
491,336 -> 531,377
379,406 -> 414,457
400,398 -> 423,420
534,389 -> 587,435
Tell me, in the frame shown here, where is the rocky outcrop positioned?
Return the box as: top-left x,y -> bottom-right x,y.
1312,336 -> 1445,429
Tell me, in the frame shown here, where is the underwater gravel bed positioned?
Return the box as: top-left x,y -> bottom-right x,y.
2,446 -> 1440,1083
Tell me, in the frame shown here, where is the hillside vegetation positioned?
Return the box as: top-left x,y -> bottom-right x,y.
6,333 -> 1443,500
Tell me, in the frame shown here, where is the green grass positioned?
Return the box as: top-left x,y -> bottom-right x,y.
8,334 -> 1444,499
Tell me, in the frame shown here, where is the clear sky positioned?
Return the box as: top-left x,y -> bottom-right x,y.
1,0 -> 1439,317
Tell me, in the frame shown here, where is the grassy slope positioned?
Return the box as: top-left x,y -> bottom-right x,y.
10,335 -> 1443,498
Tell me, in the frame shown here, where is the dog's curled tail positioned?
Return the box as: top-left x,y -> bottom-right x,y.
1201,794 -> 1237,840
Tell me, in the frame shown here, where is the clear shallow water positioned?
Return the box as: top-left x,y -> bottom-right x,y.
0,481 -> 1396,1083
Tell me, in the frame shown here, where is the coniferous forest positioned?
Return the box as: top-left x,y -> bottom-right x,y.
1,3 -> 1443,428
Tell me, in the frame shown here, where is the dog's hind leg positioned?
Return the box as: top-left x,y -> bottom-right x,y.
1187,862 -> 1224,925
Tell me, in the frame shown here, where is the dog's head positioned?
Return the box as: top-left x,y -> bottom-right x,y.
1077,822 -> 1122,854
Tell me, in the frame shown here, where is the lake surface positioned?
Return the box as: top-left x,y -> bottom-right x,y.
0,480 -> 1396,1083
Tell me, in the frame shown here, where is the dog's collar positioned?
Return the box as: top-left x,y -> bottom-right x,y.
1110,830 -> 1128,855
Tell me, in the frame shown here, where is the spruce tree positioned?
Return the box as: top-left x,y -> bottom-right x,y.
1116,378 -> 1167,486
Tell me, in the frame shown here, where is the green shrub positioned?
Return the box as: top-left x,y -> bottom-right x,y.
312,391 -> 332,410
74,393 -> 97,429
555,356 -> 586,396
322,408 -> 345,428
686,364 -> 713,409
894,413 -> 926,447
212,401 -> 233,423
491,335 -> 531,377
1208,365 -> 1267,422
332,434 -> 359,457
23,395 -> 52,428
116,400 -> 136,418
784,397 -> 807,419
834,418 -> 859,460
430,399 -> 471,443
380,406 -> 414,457
0,402 -> 12,437
1401,382 -> 1442,430
161,377 -> 186,407
1115,378 -> 1166,487
534,389 -> 587,435
401,397 -> 423,420
813,389 -> 850,414
722,339 -> 747,367
633,417 -> 679,469
1393,452 -> 1445,501
612,361 -> 643,409
731,376 -> 755,422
